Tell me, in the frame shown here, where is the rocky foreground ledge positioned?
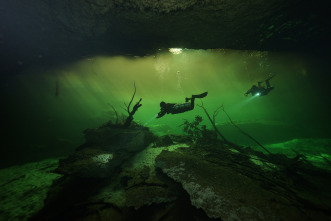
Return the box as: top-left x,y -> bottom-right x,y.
3,122 -> 330,221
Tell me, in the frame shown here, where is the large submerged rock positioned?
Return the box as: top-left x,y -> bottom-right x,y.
56,125 -> 155,178
155,148 -> 331,221
29,125 -> 331,221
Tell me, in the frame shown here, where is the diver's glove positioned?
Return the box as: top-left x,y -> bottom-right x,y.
156,112 -> 165,119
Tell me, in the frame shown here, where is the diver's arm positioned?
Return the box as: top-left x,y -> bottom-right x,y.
156,111 -> 166,119
244,88 -> 251,96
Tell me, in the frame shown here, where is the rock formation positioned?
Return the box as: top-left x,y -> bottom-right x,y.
28,125 -> 331,220
1,0 -> 330,74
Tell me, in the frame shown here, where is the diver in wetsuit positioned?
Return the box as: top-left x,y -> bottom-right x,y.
245,75 -> 275,96
156,92 -> 208,119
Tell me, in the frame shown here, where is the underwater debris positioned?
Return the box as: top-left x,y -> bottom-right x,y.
249,154 -> 277,171
103,82 -> 143,128
319,153 -> 331,166
220,105 -> 271,154
179,115 -> 217,145
110,104 -> 119,125
123,82 -> 142,128
196,101 -> 229,143
154,135 -> 174,147
180,115 -> 203,138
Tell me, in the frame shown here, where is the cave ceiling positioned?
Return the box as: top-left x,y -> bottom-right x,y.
0,0 -> 330,74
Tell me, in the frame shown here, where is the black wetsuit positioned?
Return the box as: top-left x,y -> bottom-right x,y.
245,76 -> 274,96
157,92 -> 207,118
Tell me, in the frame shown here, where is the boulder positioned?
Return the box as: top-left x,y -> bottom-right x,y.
56,148 -> 118,178
83,126 -> 154,152
154,135 -> 174,147
156,149 -> 331,221
56,125 -> 155,178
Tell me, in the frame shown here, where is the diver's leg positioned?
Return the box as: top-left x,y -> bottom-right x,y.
190,97 -> 195,110
192,92 -> 208,99
265,79 -> 271,88
265,74 -> 275,88
186,92 -> 207,102
190,92 -> 207,109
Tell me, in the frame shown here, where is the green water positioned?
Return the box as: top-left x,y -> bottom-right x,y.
1,49 -> 330,167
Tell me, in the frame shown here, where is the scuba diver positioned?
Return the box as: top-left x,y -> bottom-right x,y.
156,92 -> 208,119
245,74 -> 275,96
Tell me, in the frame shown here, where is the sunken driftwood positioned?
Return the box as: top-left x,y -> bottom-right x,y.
220,104 -> 271,154
103,82 -> 142,128
123,82 -> 142,128
197,101 -> 229,143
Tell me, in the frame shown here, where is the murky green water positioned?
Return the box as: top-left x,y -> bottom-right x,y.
1,49 -> 330,167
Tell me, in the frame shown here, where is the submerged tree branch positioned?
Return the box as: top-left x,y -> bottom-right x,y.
197,101 -> 228,143
111,105 -> 119,125
127,81 -> 136,115
220,105 -> 271,154
213,105 -> 222,124
124,98 -> 142,128
319,154 -> 331,166
106,82 -> 142,128
123,82 -> 142,128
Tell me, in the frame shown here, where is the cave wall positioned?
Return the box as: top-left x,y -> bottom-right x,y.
1,0 -> 330,75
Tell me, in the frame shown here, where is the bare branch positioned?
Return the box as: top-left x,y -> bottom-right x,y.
213,104 -> 223,124
123,98 -> 142,127
220,105 -> 271,154
318,153 -> 331,166
197,101 -> 228,143
127,81 -> 136,114
177,119 -> 188,128
110,105 -> 119,125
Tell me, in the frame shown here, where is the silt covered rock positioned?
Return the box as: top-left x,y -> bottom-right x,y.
155,149 -> 330,221
56,125 -> 155,178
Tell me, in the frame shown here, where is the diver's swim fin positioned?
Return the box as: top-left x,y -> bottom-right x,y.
266,73 -> 276,81
192,92 -> 208,99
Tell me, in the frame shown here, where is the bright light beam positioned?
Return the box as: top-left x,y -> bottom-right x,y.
229,95 -> 258,112
144,114 -> 159,126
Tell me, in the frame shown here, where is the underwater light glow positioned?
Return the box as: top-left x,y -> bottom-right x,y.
255,93 -> 261,96
230,94 -> 258,111
144,114 -> 159,126
169,48 -> 182,54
